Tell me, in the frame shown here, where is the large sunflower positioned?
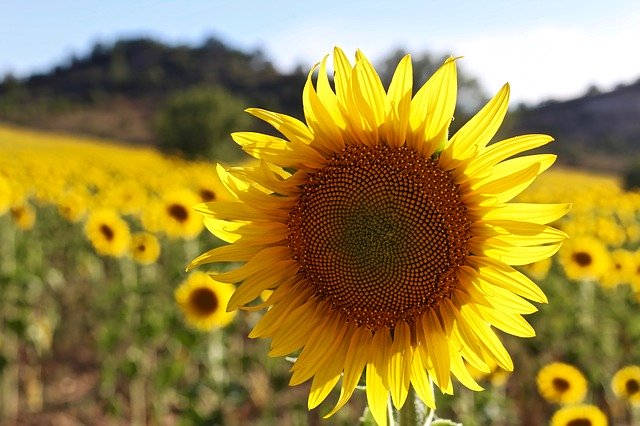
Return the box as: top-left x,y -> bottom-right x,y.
189,48 -> 569,424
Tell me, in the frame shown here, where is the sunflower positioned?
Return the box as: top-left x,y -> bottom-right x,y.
550,404 -> 608,426
56,191 -> 88,223
600,249 -> 634,289
84,208 -> 131,257
559,235 -> 610,282
189,48 -> 569,424
174,271 -> 236,331
611,365 -> 640,405
130,232 -> 161,265
10,202 -> 36,230
537,362 -> 588,405
160,188 -> 204,239
0,175 -> 11,215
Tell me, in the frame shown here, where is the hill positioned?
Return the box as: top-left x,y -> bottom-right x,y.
501,82 -> 640,173
0,37 -> 306,144
1,37 -> 639,173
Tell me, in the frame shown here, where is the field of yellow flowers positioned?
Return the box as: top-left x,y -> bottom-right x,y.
1,123 -> 640,425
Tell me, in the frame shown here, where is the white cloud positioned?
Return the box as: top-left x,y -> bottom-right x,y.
262,9 -> 640,105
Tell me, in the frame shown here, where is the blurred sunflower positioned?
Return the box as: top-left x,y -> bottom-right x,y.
537,362 -> 588,405
84,208 -> 131,257
56,191 -> 88,223
130,232 -> 161,265
601,249 -> 634,289
559,235 -> 610,282
160,189 -> 204,239
10,202 -> 36,230
175,271 -> 236,331
550,404 -> 608,426
611,365 -> 640,405
0,175 -> 11,215
189,48 -> 569,424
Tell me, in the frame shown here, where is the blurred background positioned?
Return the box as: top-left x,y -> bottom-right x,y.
1,1 -> 640,425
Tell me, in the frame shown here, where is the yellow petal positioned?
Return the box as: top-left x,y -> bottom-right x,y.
408,57 -> 457,155
471,239 -> 562,266
227,260 -> 299,310
465,163 -> 540,205
213,246 -> 293,283
269,299 -> 323,356
466,134 -> 554,175
479,203 -> 572,225
442,83 -> 510,163
245,108 -> 313,145
366,328 -> 392,426
324,326 -> 373,418
421,309 -> 450,390
475,304 -> 536,338
468,256 -> 548,303
388,321 -> 412,409
383,54 -> 412,148
410,351 -> 436,408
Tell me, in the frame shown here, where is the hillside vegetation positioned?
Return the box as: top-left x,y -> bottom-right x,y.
1,36 -> 639,172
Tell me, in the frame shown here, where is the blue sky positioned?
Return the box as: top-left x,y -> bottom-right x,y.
2,0 -> 639,105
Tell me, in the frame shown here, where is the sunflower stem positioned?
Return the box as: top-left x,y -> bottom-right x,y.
398,387 -> 419,426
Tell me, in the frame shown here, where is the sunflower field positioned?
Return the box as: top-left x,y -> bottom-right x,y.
1,79 -> 640,425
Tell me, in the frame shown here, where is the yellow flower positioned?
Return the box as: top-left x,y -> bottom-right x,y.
10,202 -> 36,230
550,404 -> 608,426
0,175 -> 12,215
84,208 -> 131,257
130,232 -> 161,265
611,365 -> 640,405
189,48 -> 569,424
537,362 -> 588,405
559,235 -> 610,282
601,249 -> 634,289
160,189 -> 204,240
56,191 -> 88,223
174,271 -> 236,331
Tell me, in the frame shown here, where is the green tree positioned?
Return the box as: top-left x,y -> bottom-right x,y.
154,86 -> 249,160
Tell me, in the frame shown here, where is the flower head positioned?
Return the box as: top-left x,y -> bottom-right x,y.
175,271 -> 236,331
559,235 -> 610,282
537,362 -> 588,405
550,404 -> 608,426
10,201 -> 36,230
189,48 -> 569,424
84,208 -> 131,257
131,232 -> 161,265
160,188 -> 204,239
611,365 -> 640,405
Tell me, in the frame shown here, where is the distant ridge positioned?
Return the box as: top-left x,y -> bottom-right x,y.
1,36 -> 639,173
502,81 -> 640,173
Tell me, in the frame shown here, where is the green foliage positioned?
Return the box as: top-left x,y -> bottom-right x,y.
154,86 -> 249,160
623,157 -> 640,190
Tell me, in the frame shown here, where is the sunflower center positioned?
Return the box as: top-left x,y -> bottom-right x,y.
626,379 -> 640,395
136,244 -> 147,253
573,251 -> 592,267
199,189 -> 216,202
99,224 -> 115,241
552,377 -> 571,393
288,143 -> 472,330
189,287 -> 219,316
566,419 -> 592,426
168,203 -> 189,223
